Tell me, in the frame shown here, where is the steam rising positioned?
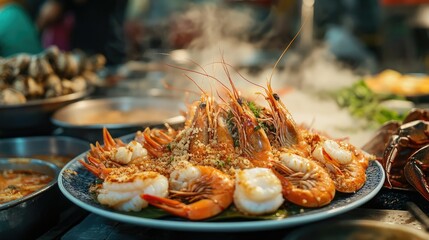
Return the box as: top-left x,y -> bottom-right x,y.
165,4 -> 374,146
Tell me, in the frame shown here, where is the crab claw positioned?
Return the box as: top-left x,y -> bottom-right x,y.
404,145 -> 429,202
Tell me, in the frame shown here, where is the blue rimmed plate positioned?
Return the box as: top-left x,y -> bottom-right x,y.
58,151 -> 384,232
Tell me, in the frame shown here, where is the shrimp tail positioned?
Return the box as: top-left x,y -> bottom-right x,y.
103,127 -> 117,149
142,194 -> 224,220
79,156 -> 111,179
143,128 -> 168,157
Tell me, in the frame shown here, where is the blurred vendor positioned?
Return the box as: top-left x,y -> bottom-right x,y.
37,0 -> 128,66
0,0 -> 42,57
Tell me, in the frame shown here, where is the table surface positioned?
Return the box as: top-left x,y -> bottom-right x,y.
60,209 -> 423,240
32,187 -> 429,240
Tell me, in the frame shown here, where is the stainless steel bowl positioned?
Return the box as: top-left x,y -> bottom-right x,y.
0,136 -> 90,168
0,158 -> 60,239
285,220 -> 429,240
51,97 -> 185,143
0,87 -> 93,137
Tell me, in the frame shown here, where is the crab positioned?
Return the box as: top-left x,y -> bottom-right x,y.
405,145 -> 429,201
363,108 -> 429,201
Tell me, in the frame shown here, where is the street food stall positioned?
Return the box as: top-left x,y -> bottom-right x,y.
1,1 -> 429,239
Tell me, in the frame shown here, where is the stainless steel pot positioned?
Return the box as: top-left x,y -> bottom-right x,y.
0,158 -> 60,239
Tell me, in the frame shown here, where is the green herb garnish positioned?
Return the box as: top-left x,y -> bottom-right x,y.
246,101 -> 262,118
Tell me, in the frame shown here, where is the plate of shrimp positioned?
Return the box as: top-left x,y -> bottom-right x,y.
58,59 -> 385,232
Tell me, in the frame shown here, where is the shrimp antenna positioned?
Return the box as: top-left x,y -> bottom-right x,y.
209,61 -> 266,91
165,63 -> 228,91
183,74 -> 206,94
216,89 -> 227,104
220,54 -> 241,101
161,79 -> 200,96
268,19 -> 307,86
186,58 -> 216,99
166,63 -> 208,77
165,55 -> 214,81
169,62 -> 236,101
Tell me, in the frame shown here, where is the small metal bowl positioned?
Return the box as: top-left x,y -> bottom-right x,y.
0,158 -> 60,239
0,136 -> 89,168
0,87 -> 93,137
51,97 -> 185,143
285,220 -> 429,240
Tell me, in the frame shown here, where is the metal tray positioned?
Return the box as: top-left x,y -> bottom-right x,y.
0,87 -> 93,137
51,97 -> 185,143
0,136 -> 89,167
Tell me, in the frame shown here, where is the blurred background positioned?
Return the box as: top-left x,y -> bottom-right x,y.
1,0 -> 425,72
1,0 -> 429,145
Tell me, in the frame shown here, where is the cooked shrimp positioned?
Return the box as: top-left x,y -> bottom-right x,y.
233,168 -> 284,215
219,63 -> 272,165
142,162 -> 234,220
230,99 -> 272,165
108,140 -> 147,164
180,93 -> 235,166
261,33 -> 302,148
213,109 -> 235,152
272,152 -> 335,207
188,99 -> 212,155
311,139 -> 367,193
79,156 -> 169,212
219,31 -> 300,149
88,128 -> 148,165
97,168 -> 168,212
260,83 -> 300,148
165,59 -> 271,164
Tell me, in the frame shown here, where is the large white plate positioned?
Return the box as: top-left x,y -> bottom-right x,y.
58,150 -> 385,232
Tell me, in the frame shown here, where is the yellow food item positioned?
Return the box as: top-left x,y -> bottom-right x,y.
365,69 -> 429,96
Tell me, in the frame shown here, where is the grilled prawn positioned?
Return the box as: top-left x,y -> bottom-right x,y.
273,152 -> 335,207
311,137 -> 367,193
142,162 -> 234,220
79,157 -> 168,212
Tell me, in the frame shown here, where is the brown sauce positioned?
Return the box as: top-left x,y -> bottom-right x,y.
0,169 -> 53,204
